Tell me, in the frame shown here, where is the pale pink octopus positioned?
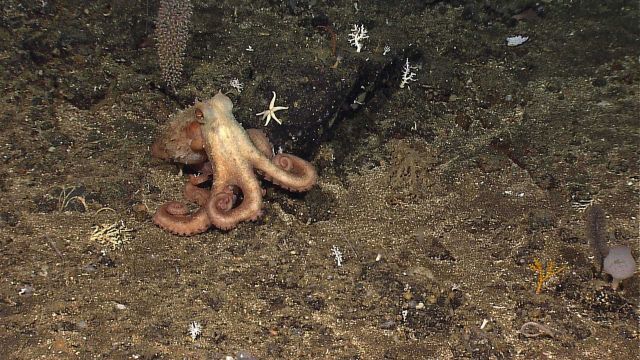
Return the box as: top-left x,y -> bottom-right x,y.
151,92 -> 317,235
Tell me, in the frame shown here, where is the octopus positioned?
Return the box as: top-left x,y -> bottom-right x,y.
150,92 -> 317,235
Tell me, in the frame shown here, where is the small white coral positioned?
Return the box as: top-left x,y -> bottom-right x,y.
331,245 -> 343,267
400,58 -> 418,89
229,78 -> 244,93
188,321 -> 202,340
348,24 -> 369,53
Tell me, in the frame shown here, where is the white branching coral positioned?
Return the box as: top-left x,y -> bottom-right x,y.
347,24 -> 369,52
400,58 -> 418,89
188,321 -> 202,340
331,245 -> 343,267
229,78 -> 244,93
90,220 -> 133,250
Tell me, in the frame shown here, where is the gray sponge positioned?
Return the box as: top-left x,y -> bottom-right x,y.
603,246 -> 636,290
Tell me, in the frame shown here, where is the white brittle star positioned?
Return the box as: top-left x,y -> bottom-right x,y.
256,91 -> 289,126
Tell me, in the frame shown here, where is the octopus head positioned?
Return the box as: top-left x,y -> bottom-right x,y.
194,91 -> 234,127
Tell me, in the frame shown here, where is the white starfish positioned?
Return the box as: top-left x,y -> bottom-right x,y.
256,91 -> 289,126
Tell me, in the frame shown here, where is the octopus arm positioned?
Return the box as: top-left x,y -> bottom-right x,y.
184,183 -> 210,206
255,154 -> 317,192
206,176 -> 264,230
246,129 -> 274,158
153,202 -> 211,236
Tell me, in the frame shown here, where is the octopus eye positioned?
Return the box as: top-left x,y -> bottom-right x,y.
194,108 -> 204,119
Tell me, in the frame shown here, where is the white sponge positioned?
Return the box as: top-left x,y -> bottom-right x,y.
603,246 -> 636,290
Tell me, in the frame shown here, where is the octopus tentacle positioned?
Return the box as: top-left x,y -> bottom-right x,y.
184,162 -> 214,206
188,162 -> 213,185
205,176 -> 263,230
255,153 -> 317,192
246,129 -> 274,159
208,185 -> 238,213
153,201 -> 211,236
184,183 -> 210,206
188,173 -> 210,186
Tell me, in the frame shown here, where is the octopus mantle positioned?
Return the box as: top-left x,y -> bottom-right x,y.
151,92 -> 317,235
